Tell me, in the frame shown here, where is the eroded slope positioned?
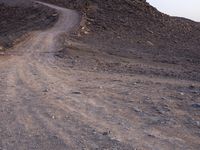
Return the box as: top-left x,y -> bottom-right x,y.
0,1 -> 58,48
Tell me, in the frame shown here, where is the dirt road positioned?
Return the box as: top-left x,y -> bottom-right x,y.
0,1 -> 200,150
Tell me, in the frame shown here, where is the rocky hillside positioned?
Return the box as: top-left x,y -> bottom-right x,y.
41,0 -> 200,63
0,1 -> 58,49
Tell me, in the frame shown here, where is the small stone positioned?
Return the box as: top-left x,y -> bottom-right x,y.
133,107 -> 141,113
189,85 -> 195,89
43,88 -> 49,92
102,132 -> 108,136
147,41 -> 154,46
84,31 -> 89,34
146,97 -> 150,100
147,133 -> 155,138
52,116 -> 55,119
180,92 -> 184,96
191,103 -> 200,109
77,33 -> 81,37
196,121 -> 200,126
72,91 -> 81,94
52,13 -> 58,17
0,46 -> 3,50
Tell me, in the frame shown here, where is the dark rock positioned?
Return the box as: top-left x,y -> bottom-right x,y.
72,91 -> 82,94
102,132 -> 108,136
43,88 -> 49,92
191,103 -> 200,109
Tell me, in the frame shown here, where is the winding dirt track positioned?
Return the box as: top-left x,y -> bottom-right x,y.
0,1 -> 200,150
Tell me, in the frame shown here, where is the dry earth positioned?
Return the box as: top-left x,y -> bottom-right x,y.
0,0 -> 200,150
0,0 -> 58,49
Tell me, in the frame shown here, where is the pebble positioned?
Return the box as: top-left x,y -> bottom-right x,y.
43,88 -> 49,92
52,13 -> 58,17
147,41 -> 154,46
133,82 -> 137,85
72,91 -> 81,94
196,121 -> 200,126
102,132 -> 108,136
102,131 -> 110,136
133,107 -> 141,113
189,85 -> 195,89
161,97 -> 167,100
84,31 -> 89,34
191,103 -> 200,109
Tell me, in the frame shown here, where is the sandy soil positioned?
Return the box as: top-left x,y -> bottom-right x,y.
0,1 -> 200,150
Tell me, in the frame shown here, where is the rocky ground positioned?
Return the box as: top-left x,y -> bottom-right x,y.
0,0 -> 200,150
0,0 -> 58,49
41,0 -> 200,61
41,0 -> 200,81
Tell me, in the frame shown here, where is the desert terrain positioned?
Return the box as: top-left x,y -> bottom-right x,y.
0,0 -> 199,149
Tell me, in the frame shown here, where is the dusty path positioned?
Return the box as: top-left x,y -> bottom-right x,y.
0,1 -> 200,150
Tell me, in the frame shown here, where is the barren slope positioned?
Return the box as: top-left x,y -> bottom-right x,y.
0,0 -> 58,49
41,0 -> 200,61
0,0 -> 199,150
